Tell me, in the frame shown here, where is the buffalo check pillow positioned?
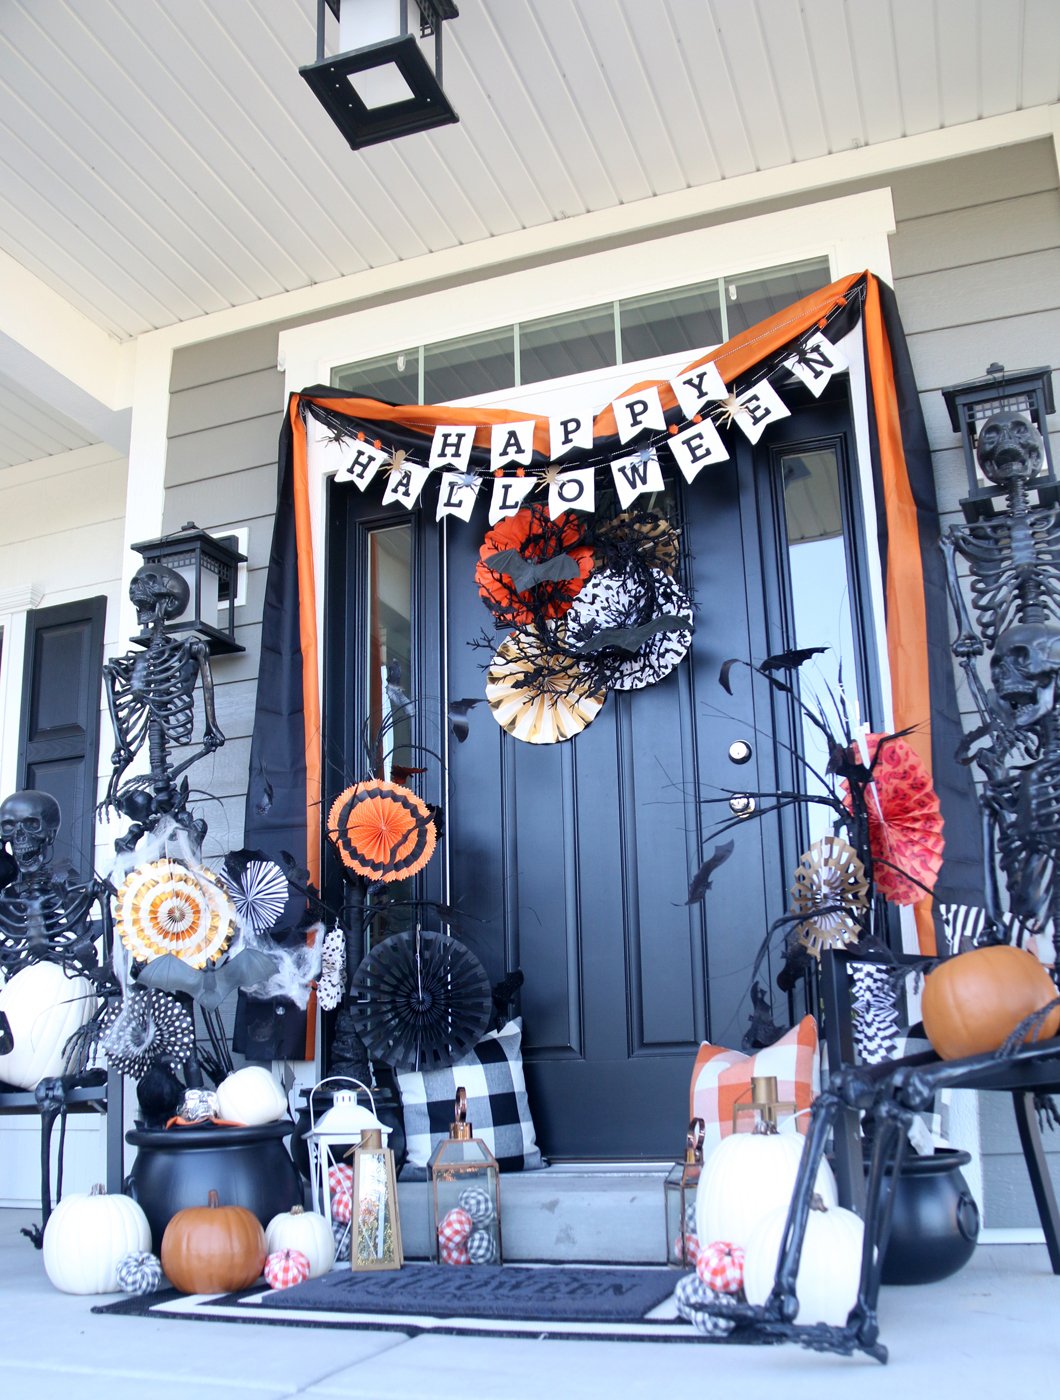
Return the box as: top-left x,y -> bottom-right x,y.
397,1018 -> 543,1176
689,1015 -> 820,1156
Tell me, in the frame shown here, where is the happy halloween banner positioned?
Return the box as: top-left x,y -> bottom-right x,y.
244,271 -> 982,955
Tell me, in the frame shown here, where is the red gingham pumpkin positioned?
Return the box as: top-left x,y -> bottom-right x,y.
438,1207 -> 473,1249
697,1240 -> 745,1294
328,1163 -> 353,1223
439,1238 -> 471,1266
264,1248 -> 311,1290
673,1232 -> 701,1267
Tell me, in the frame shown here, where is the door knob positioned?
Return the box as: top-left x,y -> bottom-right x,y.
729,795 -> 756,817
728,740 -> 753,765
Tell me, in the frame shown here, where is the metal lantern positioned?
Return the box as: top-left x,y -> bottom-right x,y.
664,1118 -> 704,1269
305,1076 -> 389,1260
301,0 -> 459,152
941,363 -> 1056,521
344,1126 -> 404,1271
734,1075 -> 797,1134
131,520 -> 246,655
428,1088 -> 502,1265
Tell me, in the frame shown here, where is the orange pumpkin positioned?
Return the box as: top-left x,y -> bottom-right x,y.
160,1189 -> 266,1294
921,945 -> 1060,1061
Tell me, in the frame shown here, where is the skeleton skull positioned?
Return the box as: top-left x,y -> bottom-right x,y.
990,623 -> 1060,727
976,411 -> 1045,486
129,565 -> 190,628
0,790 -> 61,875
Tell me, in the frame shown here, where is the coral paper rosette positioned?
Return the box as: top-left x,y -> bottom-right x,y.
486,631 -> 605,744
475,507 -> 593,626
843,735 -> 945,905
114,859 -> 236,967
326,779 -> 436,883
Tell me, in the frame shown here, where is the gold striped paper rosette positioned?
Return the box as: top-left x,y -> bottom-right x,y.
114,858 -> 236,967
486,630 -> 606,744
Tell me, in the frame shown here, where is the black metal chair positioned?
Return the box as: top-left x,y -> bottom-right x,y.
820,947 -> 1060,1271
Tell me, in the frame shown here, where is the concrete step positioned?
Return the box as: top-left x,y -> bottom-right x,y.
397,1163 -> 672,1264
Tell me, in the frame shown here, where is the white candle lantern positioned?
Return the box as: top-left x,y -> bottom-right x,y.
305,1076 -> 389,1259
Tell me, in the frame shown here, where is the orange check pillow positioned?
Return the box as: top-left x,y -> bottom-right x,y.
689,1015 -> 820,1155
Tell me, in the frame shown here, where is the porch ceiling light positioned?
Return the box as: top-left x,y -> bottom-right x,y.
301,0 -> 459,152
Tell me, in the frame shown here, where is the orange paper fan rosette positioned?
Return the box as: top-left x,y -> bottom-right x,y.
842,734 -> 945,905
475,508 -> 593,626
327,779 -> 436,884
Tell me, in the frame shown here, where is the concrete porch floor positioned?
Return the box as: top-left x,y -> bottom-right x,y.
1,1208 -> 1056,1399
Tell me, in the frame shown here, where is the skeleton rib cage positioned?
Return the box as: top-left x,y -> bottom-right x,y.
952,507 -> 1060,648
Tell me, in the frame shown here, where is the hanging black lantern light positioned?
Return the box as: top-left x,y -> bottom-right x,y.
301,0 -> 459,152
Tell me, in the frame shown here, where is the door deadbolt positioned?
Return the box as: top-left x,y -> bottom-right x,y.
728,794 -> 756,818
728,740 -> 753,765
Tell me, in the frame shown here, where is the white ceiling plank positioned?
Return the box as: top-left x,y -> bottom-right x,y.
891,0 -> 942,133
844,0 -> 906,144
799,1 -> 865,152
935,0 -> 982,125
1021,0 -> 1060,107
753,0 -> 830,162
666,0 -> 757,177
979,0 -> 1023,118
708,0 -> 795,170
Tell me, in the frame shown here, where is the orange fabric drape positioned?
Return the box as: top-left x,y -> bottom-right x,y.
289,395 -> 321,893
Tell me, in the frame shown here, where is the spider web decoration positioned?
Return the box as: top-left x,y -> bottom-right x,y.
791,836 -> 869,957
114,859 -> 236,967
220,851 -> 289,937
350,928 -> 492,1072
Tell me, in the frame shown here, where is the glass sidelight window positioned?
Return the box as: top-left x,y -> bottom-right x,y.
367,524 -> 413,782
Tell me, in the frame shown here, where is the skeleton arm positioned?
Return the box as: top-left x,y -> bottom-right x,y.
167,639 -> 225,782
941,529 -> 984,658
102,658 -> 139,806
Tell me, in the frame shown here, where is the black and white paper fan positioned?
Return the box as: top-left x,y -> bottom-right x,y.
565,567 -> 693,690
350,929 -> 492,1073
221,849 -> 289,937
95,988 -> 196,1079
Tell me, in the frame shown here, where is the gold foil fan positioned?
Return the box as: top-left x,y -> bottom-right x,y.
486,632 -> 606,744
791,836 -> 869,958
593,511 -> 680,576
114,858 -> 236,968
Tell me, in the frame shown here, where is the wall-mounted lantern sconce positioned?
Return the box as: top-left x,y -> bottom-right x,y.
132,522 -> 246,655
301,0 -> 459,152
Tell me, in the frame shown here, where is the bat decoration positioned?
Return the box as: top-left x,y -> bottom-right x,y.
719,658 -> 742,696
686,839 -> 735,903
743,981 -> 785,1052
253,760 -> 274,817
135,947 -> 279,1012
481,549 -> 582,595
448,697 -> 485,743
571,614 -> 690,658
759,646 -> 828,673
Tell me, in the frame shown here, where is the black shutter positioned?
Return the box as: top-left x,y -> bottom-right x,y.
17,597 -> 107,879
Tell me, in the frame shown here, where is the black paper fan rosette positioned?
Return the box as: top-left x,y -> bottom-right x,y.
350,929 -> 492,1072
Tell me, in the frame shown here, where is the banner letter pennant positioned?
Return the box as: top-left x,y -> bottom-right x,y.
490,420 -> 536,471
549,407 -> 595,460
306,414 -> 378,483
733,379 -> 791,445
489,474 -> 536,526
429,424 -> 476,471
783,333 -> 847,398
338,441 -> 389,490
548,466 -> 596,519
612,386 -> 665,445
668,419 -> 729,484
381,461 -> 433,510
610,448 -> 663,510
436,472 -> 481,523
669,362 -> 727,421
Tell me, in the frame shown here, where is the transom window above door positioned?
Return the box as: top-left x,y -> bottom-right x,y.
331,256 -> 830,403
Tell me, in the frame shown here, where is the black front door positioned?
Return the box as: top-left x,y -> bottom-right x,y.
326,379 -> 875,1159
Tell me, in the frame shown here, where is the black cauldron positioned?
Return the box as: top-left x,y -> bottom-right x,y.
879,1148 -> 980,1285
126,1121 -> 304,1251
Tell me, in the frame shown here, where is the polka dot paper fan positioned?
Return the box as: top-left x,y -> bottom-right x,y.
114,859 -> 236,968
564,567 -> 693,690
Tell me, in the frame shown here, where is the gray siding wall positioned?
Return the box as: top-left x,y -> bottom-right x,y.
164,138 -> 1060,1217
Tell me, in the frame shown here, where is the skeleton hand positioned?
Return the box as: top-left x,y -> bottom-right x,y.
952,632 -> 984,660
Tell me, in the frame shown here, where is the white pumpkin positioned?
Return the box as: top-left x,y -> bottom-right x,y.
695,1128 -> 837,1249
215,1065 -> 288,1125
0,961 -> 97,1090
265,1205 -> 335,1278
43,1185 -> 152,1294
744,1197 -> 864,1327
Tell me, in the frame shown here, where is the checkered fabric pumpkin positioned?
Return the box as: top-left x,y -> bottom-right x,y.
328,1163 -> 353,1223
439,1239 -> 471,1266
438,1207 -> 473,1249
264,1249 -> 311,1290
467,1228 -> 498,1264
674,1272 -> 738,1337
116,1251 -> 164,1296
673,1232 -> 701,1266
331,1216 -> 351,1263
458,1186 -> 496,1226
696,1241 -> 744,1294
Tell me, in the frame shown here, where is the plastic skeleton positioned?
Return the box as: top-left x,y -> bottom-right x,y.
103,564 -> 224,847
941,413 -> 1060,964
0,789 -> 105,981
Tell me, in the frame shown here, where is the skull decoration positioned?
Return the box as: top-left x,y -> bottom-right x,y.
975,411 -> 1045,487
0,791 -> 61,876
990,623 -> 1060,728
129,564 -> 190,630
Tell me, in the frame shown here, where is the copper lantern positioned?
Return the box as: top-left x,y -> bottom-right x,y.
428,1088 -> 501,1265
665,1118 -> 704,1268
